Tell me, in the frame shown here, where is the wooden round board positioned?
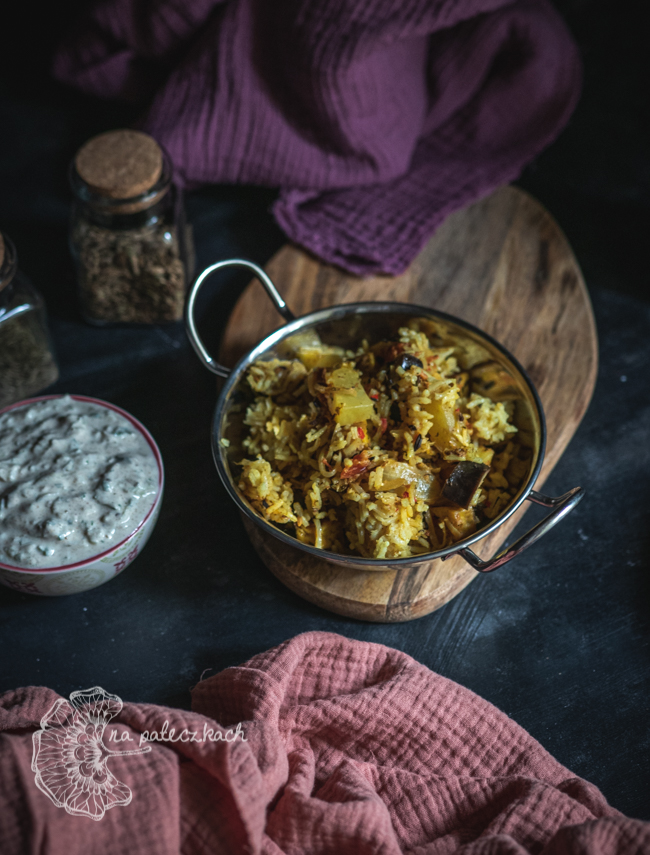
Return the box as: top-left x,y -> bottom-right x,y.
220,186 -> 598,622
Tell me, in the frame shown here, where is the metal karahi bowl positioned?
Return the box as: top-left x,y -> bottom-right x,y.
187,260 -> 583,574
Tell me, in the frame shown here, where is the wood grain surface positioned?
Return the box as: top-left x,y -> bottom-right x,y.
221,186 -> 598,622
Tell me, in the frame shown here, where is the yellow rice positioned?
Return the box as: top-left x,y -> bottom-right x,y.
236,319 -> 529,559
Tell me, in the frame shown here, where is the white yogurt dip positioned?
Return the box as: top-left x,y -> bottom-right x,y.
0,396 -> 160,568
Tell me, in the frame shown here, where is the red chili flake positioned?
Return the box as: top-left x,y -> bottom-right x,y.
380,417 -> 388,433
402,491 -> 410,498
322,457 -> 332,470
357,426 -> 365,439
370,392 -> 379,401
455,408 -> 460,414
340,451 -> 371,480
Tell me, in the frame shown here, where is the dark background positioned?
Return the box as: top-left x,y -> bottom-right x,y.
1,0 -> 649,822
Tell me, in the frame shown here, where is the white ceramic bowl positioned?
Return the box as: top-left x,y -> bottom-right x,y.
0,395 -> 164,596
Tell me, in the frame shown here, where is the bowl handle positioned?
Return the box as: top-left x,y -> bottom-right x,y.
453,487 -> 584,573
185,259 -> 295,377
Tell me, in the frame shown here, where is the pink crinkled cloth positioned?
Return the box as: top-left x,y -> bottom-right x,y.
0,632 -> 648,854
53,0 -> 581,276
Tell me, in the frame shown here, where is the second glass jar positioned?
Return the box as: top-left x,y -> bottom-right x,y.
0,231 -> 58,408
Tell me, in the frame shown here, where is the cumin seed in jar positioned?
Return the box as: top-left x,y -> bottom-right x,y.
69,129 -> 194,325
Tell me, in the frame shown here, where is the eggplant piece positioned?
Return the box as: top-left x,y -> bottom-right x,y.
396,353 -> 424,371
441,461 -> 490,509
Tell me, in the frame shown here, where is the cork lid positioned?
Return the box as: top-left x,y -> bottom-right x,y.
75,130 -> 163,199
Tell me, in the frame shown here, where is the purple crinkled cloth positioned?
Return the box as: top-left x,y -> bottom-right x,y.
54,0 -> 581,276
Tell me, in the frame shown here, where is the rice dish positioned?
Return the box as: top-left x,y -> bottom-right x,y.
234,319 -> 530,560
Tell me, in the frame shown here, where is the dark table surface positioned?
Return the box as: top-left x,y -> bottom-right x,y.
1,0 -> 649,824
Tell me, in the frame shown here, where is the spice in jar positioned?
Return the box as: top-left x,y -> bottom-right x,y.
69,130 -> 193,325
0,232 -> 59,409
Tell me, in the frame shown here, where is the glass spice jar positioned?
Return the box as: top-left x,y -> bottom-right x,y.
69,130 -> 194,325
0,231 -> 59,408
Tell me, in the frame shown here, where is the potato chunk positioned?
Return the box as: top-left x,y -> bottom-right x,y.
423,397 -> 456,451
324,365 -> 375,424
330,386 -> 375,424
297,345 -> 346,370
